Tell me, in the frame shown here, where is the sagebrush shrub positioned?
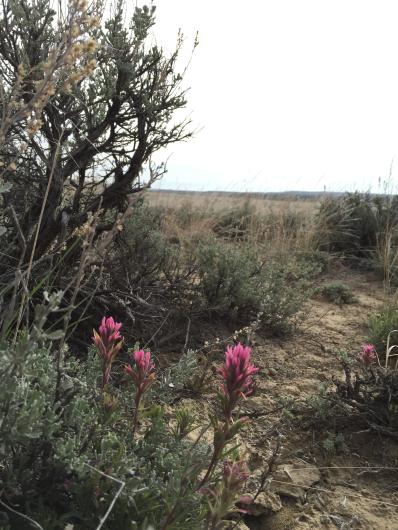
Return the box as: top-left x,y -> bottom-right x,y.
213,199 -> 257,240
196,237 -> 261,315
298,249 -> 331,275
0,0 -> 192,265
114,202 -> 176,284
315,282 -> 357,306
196,237 -> 313,334
368,303 -> 398,353
305,344 -> 398,441
102,202 -> 198,346
316,193 -> 398,284
0,342 -> 206,528
0,304 -> 261,529
100,204 -> 315,348
257,260 -> 313,334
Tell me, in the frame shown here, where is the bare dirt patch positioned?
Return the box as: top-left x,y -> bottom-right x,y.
241,269 -> 398,529
189,268 -> 398,529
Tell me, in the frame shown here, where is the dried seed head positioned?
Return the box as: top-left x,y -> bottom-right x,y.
85,38 -> 97,53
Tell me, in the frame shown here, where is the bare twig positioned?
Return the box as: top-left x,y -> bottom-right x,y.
84,463 -> 126,530
0,498 -> 44,530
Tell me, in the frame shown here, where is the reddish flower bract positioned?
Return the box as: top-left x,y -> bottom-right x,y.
92,316 -> 123,389
218,342 -> 258,421
359,343 -> 377,366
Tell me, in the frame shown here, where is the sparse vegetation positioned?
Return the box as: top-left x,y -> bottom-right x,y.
1,0 -> 398,528
315,282 -> 358,305
368,303 -> 398,353
322,432 -> 348,456
304,343 -> 398,446
316,192 -> 398,286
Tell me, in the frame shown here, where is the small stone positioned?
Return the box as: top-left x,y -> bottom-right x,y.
223,522 -> 250,530
271,462 -> 321,501
238,491 -> 282,516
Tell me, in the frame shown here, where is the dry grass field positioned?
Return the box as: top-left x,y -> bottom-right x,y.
3,185 -> 398,528
145,189 -> 398,529
147,191 -> 398,530
146,190 -> 323,258
146,189 -> 321,214
3,1 -> 398,527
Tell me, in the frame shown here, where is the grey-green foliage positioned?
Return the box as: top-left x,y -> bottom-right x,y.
322,432 -> 348,456
258,259 -> 314,334
111,204 -> 314,342
196,238 -> 261,315
0,335 -> 209,529
368,303 -> 398,353
196,237 -> 313,334
305,384 -> 335,421
154,349 -> 199,404
0,0 -> 192,263
115,202 -> 175,283
316,282 -> 357,306
213,199 -> 256,240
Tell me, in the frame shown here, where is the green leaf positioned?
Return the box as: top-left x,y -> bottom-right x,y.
46,329 -> 65,340
0,182 -> 12,193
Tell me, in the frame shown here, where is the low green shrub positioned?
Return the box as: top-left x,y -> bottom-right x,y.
322,432 -> 348,456
368,303 -> 398,353
196,238 -> 261,316
315,282 -> 357,306
258,259 -> 313,334
102,202 -> 198,347
0,301 -> 262,529
103,202 -> 314,346
114,201 -> 177,283
316,192 -> 398,283
0,343 -> 205,529
212,199 -> 256,240
173,200 -> 210,229
304,345 -> 398,441
196,237 -> 313,335
298,250 -> 331,276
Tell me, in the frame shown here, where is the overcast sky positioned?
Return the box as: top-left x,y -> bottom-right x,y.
149,0 -> 398,193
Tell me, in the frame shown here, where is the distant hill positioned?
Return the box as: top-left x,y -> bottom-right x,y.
149,189 -> 397,201
148,189 -> 345,201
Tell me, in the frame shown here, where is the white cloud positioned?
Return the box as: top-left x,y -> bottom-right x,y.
149,0 -> 398,192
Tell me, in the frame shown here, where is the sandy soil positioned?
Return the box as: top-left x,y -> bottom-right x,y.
240,268 -> 398,530
187,267 -> 398,529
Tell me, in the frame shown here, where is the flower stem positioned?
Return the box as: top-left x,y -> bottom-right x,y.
131,392 -> 142,439
197,446 -> 221,490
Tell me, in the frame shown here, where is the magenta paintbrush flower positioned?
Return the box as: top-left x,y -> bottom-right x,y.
359,343 -> 377,366
92,316 -> 123,389
98,317 -> 122,344
202,460 -> 250,525
125,350 -> 155,394
125,350 -> 156,436
222,460 -> 249,488
218,342 -> 258,422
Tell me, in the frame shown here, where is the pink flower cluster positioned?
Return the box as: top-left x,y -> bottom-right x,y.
218,342 -> 258,421
92,317 -> 123,389
222,460 -> 249,489
125,349 -> 156,436
92,317 -> 157,436
358,343 -> 377,366
201,459 -> 250,524
124,350 -> 156,399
